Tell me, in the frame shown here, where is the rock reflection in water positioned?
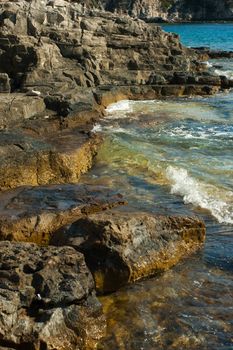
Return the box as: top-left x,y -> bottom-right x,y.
84,96 -> 233,349
98,249 -> 233,350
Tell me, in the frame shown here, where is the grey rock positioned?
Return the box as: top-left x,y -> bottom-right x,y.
0,241 -> 106,350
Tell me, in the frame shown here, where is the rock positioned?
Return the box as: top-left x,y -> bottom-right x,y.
0,128 -> 101,190
0,73 -> 10,93
0,183 -> 126,244
0,0 -> 231,194
0,93 -> 46,127
101,0 -> 233,22
193,47 -> 233,59
0,0 -> 230,194
0,241 -> 106,349
197,74 -> 221,86
0,0 -> 212,97
51,211 -> 206,294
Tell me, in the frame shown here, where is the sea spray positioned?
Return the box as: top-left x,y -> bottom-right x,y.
166,166 -> 233,224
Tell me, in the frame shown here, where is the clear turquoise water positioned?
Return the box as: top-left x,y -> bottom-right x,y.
81,24 -> 233,350
162,23 -> 233,51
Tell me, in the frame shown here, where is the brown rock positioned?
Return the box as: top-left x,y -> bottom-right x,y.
0,241 -> 106,350
0,93 -> 46,128
0,128 -> 101,190
0,184 -> 126,244
51,211 -> 206,294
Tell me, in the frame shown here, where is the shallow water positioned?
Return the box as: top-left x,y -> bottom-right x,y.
89,95 -> 233,224
82,95 -> 233,350
81,24 -> 233,350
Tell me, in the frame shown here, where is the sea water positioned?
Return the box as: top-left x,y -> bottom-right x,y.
81,24 -> 233,349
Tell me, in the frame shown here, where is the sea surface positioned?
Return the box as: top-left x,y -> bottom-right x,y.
81,24 -> 233,349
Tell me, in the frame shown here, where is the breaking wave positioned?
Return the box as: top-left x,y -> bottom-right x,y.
105,100 -> 133,119
214,69 -> 233,80
92,124 -> 103,133
166,166 -> 233,224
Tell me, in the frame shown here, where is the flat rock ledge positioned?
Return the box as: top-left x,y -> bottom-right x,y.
51,211 -> 206,294
0,241 -> 106,350
0,184 -> 126,244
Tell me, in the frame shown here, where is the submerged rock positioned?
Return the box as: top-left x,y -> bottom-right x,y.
51,211 -> 206,294
0,184 -> 126,244
0,241 -> 106,350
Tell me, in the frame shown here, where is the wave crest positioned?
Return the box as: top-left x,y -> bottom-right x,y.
166,166 -> 233,224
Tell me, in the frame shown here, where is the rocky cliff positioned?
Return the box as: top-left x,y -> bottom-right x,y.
0,1 -> 230,349
0,0 -> 226,190
101,0 -> 233,21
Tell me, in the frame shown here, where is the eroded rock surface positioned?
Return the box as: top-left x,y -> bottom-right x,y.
101,0 -> 233,22
0,184 -> 126,244
0,241 -> 106,350
0,0 -> 230,190
0,128 -> 101,190
0,0 -> 226,104
51,211 -> 206,293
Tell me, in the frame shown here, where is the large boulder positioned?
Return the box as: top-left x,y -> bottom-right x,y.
51,211 -> 206,293
0,241 -> 106,349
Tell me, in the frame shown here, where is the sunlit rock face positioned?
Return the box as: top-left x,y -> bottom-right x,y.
51,211 -> 206,294
0,0 -> 199,94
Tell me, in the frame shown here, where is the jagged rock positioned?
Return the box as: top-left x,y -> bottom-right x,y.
51,211 -> 206,293
0,241 -> 106,349
101,0 -> 233,22
193,47 -> 233,59
0,0 -> 230,194
0,0 -> 213,98
0,183 -> 125,244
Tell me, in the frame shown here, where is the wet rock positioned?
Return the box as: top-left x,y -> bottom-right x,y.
0,184 -> 126,244
0,128 -> 101,190
0,241 -> 106,349
51,211 -> 206,294
193,48 -> 233,59
0,0 -> 230,194
197,73 -> 221,86
220,75 -> 233,89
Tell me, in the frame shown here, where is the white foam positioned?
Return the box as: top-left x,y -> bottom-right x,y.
91,124 -> 102,133
160,124 -> 233,140
166,166 -> 233,224
106,100 -> 133,116
203,61 -> 213,68
214,69 -> 233,80
104,125 -> 135,136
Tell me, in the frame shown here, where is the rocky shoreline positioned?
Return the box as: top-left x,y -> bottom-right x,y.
0,1 -> 232,349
